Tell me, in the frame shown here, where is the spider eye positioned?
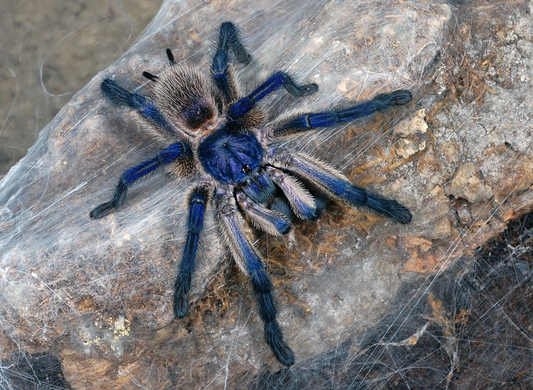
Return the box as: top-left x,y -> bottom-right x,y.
185,102 -> 214,130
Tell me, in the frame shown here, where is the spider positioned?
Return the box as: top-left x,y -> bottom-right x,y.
90,22 -> 412,366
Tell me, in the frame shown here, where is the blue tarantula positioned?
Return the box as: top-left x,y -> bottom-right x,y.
90,22 -> 412,366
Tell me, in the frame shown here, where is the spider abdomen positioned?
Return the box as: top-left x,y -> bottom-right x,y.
198,126 -> 263,184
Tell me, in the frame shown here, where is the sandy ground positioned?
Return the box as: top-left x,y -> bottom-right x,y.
0,0 -> 161,176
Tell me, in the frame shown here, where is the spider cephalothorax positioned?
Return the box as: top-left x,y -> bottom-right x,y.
90,22 -> 412,366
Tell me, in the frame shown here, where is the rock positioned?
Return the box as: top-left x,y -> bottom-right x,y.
1,0 -> 533,388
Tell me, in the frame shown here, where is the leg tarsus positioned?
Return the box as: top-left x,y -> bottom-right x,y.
279,73 -> 318,97
250,271 -> 295,366
342,182 -> 412,224
173,272 -> 192,317
90,201 -> 116,219
219,22 -> 251,64
90,178 -> 127,219
264,321 -> 295,366
374,89 -> 412,106
365,194 -> 412,224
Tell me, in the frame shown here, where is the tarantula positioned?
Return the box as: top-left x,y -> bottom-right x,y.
90,22 -> 412,366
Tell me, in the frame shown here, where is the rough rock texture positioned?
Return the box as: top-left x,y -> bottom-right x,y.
1,0 -> 532,389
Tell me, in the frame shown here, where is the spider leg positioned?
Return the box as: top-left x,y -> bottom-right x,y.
90,142 -> 192,219
216,189 -> 294,366
267,148 -> 412,224
269,90 -> 412,139
265,166 -> 317,220
212,22 -> 251,103
235,190 -> 291,236
270,197 -> 294,221
228,72 -> 318,120
174,185 -> 209,318
101,78 -> 176,136
240,170 -> 276,203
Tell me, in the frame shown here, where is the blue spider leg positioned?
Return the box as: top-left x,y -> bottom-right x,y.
215,189 -> 294,366
174,185 -> 209,318
101,78 -> 177,137
241,170 -> 276,203
267,149 -> 412,224
227,72 -> 318,120
235,190 -> 291,236
270,197 -> 294,222
265,166 -> 317,220
270,90 -> 412,139
90,142 -> 192,219
212,22 -> 251,102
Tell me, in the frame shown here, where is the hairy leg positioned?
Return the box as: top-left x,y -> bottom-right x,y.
211,22 -> 252,103
265,166 -> 317,220
174,185 -> 209,317
90,142 -> 191,219
100,78 -> 178,136
215,188 -> 294,366
228,71 -> 318,120
267,148 -> 412,224
235,190 -> 291,236
270,90 -> 412,139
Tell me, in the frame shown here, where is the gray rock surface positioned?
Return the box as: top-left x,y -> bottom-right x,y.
1,0 -> 532,389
